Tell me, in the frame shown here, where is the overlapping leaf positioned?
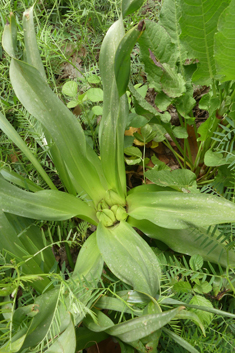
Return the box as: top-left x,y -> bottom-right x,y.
127,191 -> 235,229
214,0 -> 235,81
138,20 -> 178,92
97,221 -> 161,297
0,177 -> 97,224
99,18 -> 128,200
180,0 -> 230,84
128,218 -> 235,267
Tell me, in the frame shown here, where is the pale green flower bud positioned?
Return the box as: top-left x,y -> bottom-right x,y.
96,209 -> 116,227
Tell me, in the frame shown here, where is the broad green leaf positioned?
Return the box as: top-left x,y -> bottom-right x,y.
138,20 -> 178,92
151,156 -> 171,171
83,309 -> 114,332
122,0 -> 145,17
13,304 -> 39,327
126,113 -> 148,128
0,212 -> 52,293
46,315 -> 76,353
127,218 -> 235,268
67,100 -> 79,108
23,6 -> 47,81
5,213 -> 55,274
2,13 -> 17,58
115,23 -> 145,96
146,169 -> 196,191
180,0 -> 230,84
151,124 -> 167,143
106,307 -> 184,342
157,63 -> 186,98
0,334 -> 26,353
0,177 -> 98,224
117,290 -> 150,304
92,105 -> 103,115
214,0 -> 235,81
197,113 -> 219,142
193,281 -> 212,294
86,88 -> 103,102
75,327 -> 108,351
141,301 -> 162,350
99,17 -> 128,199
172,126 -> 188,139
135,83 -> 148,98
124,146 -> 142,158
176,310 -> 205,335
62,81 -> 78,97
87,75 -> 101,84
154,92 -> 172,111
6,54 -> 107,203
21,288 -> 61,349
127,190 -> 235,229
73,232 -> 103,282
175,86 -> 196,118
162,328 -> 200,353
97,221 -> 161,297
189,295 -> 213,326
0,167 -> 42,192
159,0 -> 187,75
96,296 -> 142,316
116,339 -> 136,353
128,82 -> 159,119
205,149 -> 234,167
0,111 -> 56,190
173,281 -> 191,294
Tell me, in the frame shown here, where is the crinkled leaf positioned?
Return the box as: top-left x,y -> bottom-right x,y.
159,0 -> 187,74
214,0 -> 235,81
180,0 -> 230,84
155,92 -> 172,111
138,20 -> 178,91
128,82 -> 159,119
145,169 -> 196,191
160,63 -> 186,98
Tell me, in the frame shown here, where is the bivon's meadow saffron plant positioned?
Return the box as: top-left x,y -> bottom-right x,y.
1,0 -> 235,352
